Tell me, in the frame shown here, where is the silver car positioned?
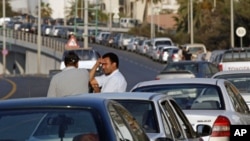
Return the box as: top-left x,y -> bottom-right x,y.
76,92 -> 211,141
131,78 -> 250,141
212,70 -> 250,108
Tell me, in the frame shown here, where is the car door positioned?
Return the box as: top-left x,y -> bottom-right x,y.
109,103 -> 150,141
160,100 -> 188,141
225,82 -> 250,124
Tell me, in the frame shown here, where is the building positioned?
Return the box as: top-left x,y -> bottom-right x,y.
10,0 -> 179,28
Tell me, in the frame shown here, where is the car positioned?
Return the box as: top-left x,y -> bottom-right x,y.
75,92 -> 211,141
0,96 -> 150,141
159,61 -> 219,78
167,48 -> 180,62
60,48 -> 101,71
212,70 -> 250,108
180,43 -> 207,61
155,70 -> 195,80
127,37 -> 140,52
131,78 -> 250,141
218,47 -> 250,71
158,46 -> 179,63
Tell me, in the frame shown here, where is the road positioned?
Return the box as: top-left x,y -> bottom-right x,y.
0,43 -> 166,99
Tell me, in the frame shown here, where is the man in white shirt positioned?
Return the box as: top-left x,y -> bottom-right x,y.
47,51 -> 89,97
89,52 -> 127,93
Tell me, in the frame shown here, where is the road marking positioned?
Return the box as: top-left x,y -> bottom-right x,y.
0,77 -> 17,100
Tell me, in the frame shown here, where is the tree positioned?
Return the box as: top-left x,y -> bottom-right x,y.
0,0 -> 15,17
36,1 -> 53,18
65,0 -> 108,23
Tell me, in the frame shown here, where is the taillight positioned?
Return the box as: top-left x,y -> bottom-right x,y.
211,116 -> 230,137
218,63 -> 223,71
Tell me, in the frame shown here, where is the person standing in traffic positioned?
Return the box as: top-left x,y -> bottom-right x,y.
89,52 -> 127,93
47,51 -> 89,97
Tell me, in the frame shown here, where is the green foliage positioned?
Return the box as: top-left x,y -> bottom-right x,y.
174,0 -> 250,50
0,0 -> 15,17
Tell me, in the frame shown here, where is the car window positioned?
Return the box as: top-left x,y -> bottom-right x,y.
222,50 -> 250,62
225,82 -> 249,113
109,103 -> 149,141
62,50 -> 100,61
161,101 -> 185,139
115,100 -> 159,133
132,84 -> 224,110
214,74 -> 250,93
168,100 -> 197,138
0,109 -> 99,141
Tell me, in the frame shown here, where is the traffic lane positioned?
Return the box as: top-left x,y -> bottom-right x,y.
91,44 -> 165,90
0,75 -> 51,99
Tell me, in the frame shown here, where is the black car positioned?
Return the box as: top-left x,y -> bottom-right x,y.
159,61 -> 220,78
0,96 -> 150,141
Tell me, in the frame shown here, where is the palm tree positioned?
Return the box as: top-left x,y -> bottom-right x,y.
36,1 -> 53,18
40,2 -> 53,18
66,0 -> 108,23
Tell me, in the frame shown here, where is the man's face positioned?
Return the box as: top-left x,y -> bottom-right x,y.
101,57 -> 116,75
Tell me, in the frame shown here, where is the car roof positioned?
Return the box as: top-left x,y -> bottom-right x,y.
212,70 -> 250,77
74,92 -> 174,101
0,96 -> 111,110
131,78 -> 222,90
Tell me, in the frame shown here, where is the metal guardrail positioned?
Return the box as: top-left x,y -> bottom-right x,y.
0,29 -> 65,60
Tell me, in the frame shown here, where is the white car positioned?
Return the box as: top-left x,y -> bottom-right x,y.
60,48 -> 101,71
75,92 -> 210,141
131,78 -> 250,141
212,70 -> 250,108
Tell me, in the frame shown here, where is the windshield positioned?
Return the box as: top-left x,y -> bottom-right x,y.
0,109 -> 98,141
132,84 -> 224,110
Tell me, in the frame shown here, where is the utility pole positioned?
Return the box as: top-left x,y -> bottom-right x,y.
2,0 -> 6,74
230,0 -> 234,48
84,0 -> 88,48
37,0 -> 41,74
190,0 -> 194,44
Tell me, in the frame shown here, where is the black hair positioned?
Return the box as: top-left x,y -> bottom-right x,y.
102,52 -> 119,68
64,51 -> 80,66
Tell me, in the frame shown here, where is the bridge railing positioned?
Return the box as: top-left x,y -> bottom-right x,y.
0,29 -> 65,55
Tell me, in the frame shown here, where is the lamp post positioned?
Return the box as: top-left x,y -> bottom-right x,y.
230,0 -> 234,48
150,0 -> 154,39
37,0 -> 41,74
109,0 -> 112,31
2,0 -> 6,74
83,0 -> 88,48
190,0 -> 194,44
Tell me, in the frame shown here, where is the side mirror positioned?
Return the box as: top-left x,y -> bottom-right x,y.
196,124 -> 212,137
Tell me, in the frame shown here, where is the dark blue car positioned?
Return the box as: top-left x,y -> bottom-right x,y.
0,96 -> 149,141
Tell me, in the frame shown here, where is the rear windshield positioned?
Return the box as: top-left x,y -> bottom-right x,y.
163,63 -> 198,75
132,84 -> 224,110
62,50 -> 100,61
214,74 -> 250,93
155,40 -> 172,46
222,50 -> 250,62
